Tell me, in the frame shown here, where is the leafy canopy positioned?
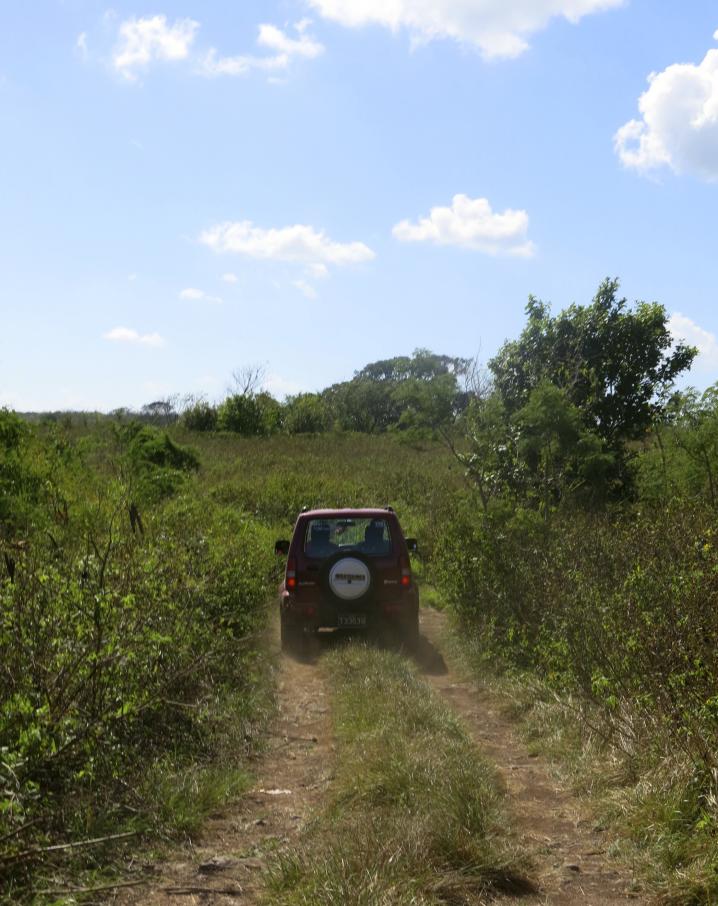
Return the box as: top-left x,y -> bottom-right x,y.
489,278 -> 696,446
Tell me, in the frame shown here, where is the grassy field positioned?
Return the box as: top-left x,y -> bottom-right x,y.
5,413 -> 718,903
0,420 -> 457,902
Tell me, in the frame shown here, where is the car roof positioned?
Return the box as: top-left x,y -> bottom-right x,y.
299,508 -> 396,519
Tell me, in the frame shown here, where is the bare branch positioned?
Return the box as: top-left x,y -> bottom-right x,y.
228,363 -> 267,398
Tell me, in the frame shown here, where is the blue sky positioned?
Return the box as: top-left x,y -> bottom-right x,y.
1,0 -> 717,411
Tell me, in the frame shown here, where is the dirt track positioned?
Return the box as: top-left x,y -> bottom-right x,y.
419,609 -> 645,905
114,610 -> 648,905
116,638 -> 333,905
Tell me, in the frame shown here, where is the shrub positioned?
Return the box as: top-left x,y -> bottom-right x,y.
181,401 -> 218,432
0,422 -> 276,897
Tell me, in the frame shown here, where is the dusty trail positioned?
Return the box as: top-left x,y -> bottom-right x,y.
418,607 -> 646,905
114,608 -> 649,905
115,637 -> 333,905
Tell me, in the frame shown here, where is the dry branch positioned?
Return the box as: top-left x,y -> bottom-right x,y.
1,830 -> 140,866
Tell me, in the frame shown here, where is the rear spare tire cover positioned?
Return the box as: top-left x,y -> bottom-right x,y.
327,557 -> 371,601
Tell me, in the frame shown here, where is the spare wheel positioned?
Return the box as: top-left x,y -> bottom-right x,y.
324,553 -> 373,602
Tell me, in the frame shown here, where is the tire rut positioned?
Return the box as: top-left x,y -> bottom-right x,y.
114,633 -> 333,905
418,607 -> 648,905
114,607 -> 650,905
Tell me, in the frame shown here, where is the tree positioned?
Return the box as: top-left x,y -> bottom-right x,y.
489,279 -> 696,450
217,394 -> 265,435
459,393 -> 515,512
181,400 -> 218,432
323,379 -> 399,433
672,385 -> 718,506
355,349 -> 470,384
512,382 -> 614,514
0,409 -> 40,536
283,394 -> 329,434
229,364 -> 266,397
140,397 -> 179,426
392,372 -> 462,433
217,391 -> 281,436
324,349 -> 471,433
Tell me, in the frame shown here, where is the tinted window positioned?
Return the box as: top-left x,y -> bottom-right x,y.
304,518 -> 392,558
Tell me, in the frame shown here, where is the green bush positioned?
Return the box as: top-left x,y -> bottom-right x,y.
435,497 -> 718,768
181,400 -> 218,432
0,409 -> 43,537
117,422 -> 199,502
217,393 -> 281,435
0,421 -> 276,897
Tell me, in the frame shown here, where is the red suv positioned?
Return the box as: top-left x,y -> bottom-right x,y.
275,508 -> 419,652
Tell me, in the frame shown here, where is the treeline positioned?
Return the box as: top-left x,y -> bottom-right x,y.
94,350 -> 471,437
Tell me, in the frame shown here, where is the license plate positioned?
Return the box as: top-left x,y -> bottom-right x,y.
338,613 -> 367,628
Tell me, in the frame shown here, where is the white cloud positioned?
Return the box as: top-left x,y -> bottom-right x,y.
307,0 -> 622,59
76,32 -> 89,59
199,21 -> 323,77
615,30 -> 718,181
293,279 -> 319,299
669,313 -> 718,370
179,287 -> 223,304
222,272 -> 239,283
308,262 -> 330,279
113,15 -> 199,80
258,22 -> 324,58
393,194 -> 535,257
199,221 -> 375,267
103,326 -> 166,348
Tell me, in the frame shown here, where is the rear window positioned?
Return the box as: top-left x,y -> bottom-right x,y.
303,517 -> 393,559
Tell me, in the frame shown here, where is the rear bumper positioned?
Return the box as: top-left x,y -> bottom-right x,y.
280,590 -> 418,629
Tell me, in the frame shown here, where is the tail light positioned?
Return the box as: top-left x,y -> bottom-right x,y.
400,554 -> 411,588
286,558 -> 297,590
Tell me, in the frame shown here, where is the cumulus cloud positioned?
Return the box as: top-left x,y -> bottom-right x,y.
199,21 -> 324,76
199,221 -> 375,267
112,15 -> 199,80
222,273 -> 239,283
179,287 -> 223,304
307,0 -> 622,59
669,312 -> 718,369
615,30 -> 718,181
103,326 -> 165,348
393,194 -> 535,257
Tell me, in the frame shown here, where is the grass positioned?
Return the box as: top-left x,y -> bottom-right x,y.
441,611 -> 718,905
266,645 -> 530,906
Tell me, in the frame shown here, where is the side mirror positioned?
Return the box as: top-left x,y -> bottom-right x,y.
275,539 -> 290,556
406,538 -> 418,554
